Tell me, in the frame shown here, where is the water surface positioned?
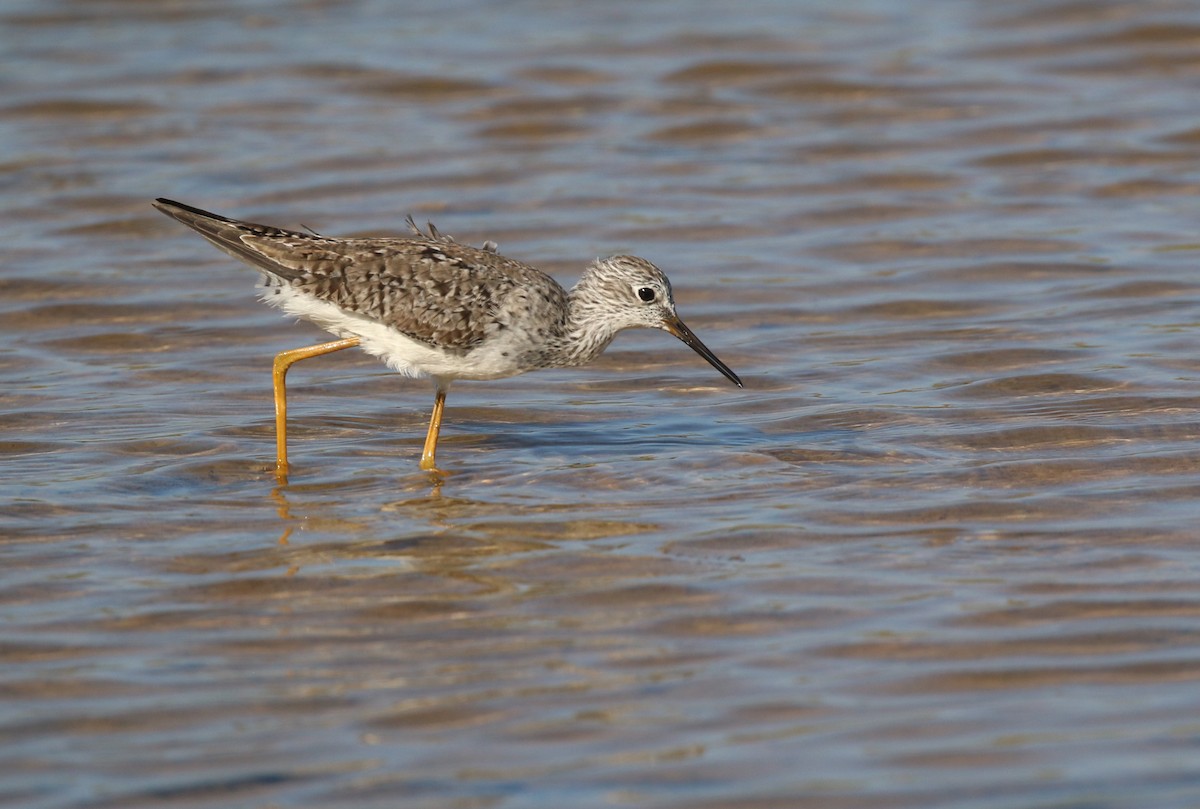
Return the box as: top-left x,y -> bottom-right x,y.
4,1 -> 1200,807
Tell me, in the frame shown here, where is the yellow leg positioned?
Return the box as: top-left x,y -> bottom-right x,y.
420,385 -> 448,471
272,337 -> 360,480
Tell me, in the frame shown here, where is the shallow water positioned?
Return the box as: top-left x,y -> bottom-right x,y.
5,1 -> 1200,807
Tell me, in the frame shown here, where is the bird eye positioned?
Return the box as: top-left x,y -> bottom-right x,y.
637,287 -> 656,303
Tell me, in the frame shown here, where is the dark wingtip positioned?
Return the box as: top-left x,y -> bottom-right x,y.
152,198 -> 192,221
152,197 -> 225,220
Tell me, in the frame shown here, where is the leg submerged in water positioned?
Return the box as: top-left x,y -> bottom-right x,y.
420,383 -> 449,472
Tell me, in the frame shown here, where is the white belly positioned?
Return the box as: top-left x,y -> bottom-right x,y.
258,281 -> 529,382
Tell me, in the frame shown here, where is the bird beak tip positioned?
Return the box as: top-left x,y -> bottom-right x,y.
663,316 -> 743,389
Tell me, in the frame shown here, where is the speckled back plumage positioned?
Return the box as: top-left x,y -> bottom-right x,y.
154,199 -> 569,357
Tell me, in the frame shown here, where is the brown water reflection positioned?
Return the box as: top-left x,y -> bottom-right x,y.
5,1 -> 1200,807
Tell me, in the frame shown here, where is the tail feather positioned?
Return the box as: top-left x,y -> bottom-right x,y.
152,198 -> 310,280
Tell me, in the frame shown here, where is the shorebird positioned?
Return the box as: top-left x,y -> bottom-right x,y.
153,198 -> 742,477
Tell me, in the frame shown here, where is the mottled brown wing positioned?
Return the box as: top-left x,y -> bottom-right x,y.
153,198 -> 554,353
245,235 -> 537,352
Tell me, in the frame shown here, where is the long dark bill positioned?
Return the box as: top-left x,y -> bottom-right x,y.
664,316 -> 743,388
